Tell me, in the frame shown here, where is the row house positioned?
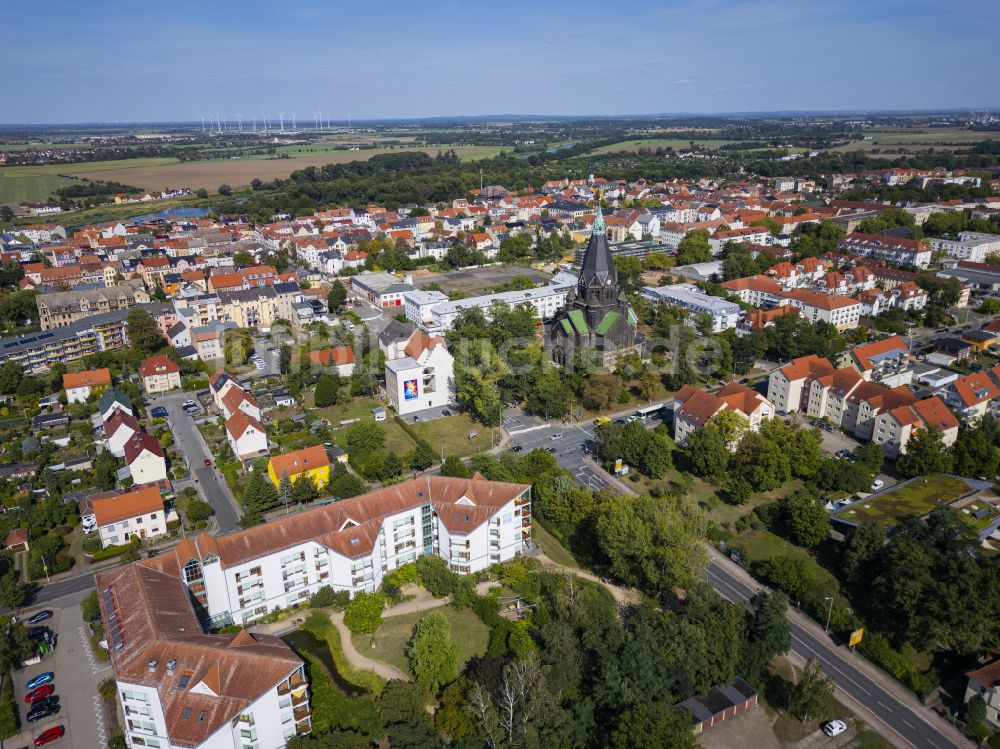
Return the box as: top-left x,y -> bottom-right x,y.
846,336 -> 910,384
672,382 -> 775,448
36,280 -> 149,330
936,370 -> 1000,423
837,233 -> 933,269
872,396 -> 960,458
217,282 -> 299,329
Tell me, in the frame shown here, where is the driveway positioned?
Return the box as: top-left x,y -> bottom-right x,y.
12,597 -> 109,749
149,392 -> 242,533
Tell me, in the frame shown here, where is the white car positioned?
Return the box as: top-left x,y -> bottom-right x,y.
550,432 -> 563,441
823,719 -> 847,737
871,479 -> 884,492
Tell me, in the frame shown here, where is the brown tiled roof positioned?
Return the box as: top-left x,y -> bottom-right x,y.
124,431 -> 165,464
221,386 -> 257,415
404,330 -> 445,360
717,382 -> 769,415
139,356 -> 180,377
306,346 -> 355,367
105,410 -> 140,439
675,387 -> 725,426
167,475 -> 529,570
967,658 -> 1000,691
63,368 -> 111,390
93,485 -> 164,527
95,563 -> 300,749
225,410 -> 264,440
850,336 -> 908,371
912,396 -> 959,431
778,354 -> 835,382
952,372 -> 1000,407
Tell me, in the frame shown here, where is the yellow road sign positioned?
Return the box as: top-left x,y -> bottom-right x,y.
849,628 -> 864,647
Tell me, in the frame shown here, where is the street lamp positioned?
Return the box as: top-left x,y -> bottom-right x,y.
824,595 -> 834,633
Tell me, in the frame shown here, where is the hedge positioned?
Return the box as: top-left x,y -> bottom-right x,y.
0,676 -> 19,740
91,539 -> 138,561
858,633 -> 937,698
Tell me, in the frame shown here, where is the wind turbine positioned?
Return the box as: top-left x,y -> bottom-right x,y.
278,112 -> 285,132
291,112 -> 296,130
200,113 -> 206,132
236,112 -> 243,132
314,111 -> 320,130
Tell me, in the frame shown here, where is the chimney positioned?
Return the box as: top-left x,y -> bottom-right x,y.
166,659 -> 177,675
148,659 -> 158,672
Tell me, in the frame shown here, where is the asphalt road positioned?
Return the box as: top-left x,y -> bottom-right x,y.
149,392 -> 242,533
511,420 -> 611,491
706,555 -> 966,749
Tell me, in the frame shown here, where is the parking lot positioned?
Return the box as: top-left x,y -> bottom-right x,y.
10,597 -> 108,749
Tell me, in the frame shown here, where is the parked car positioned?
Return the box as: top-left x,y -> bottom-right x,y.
823,719 -> 847,737
546,447 -> 558,454
442,409 -> 452,417
34,725 -> 65,747
871,479 -> 884,492
25,685 -> 54,703
593,416 -> 610,426
30,696 -> 59,711
25,673 -> 54,690
150,407 -> 168,418
27,610 -> 52,625
835,449 -> 851,459
550,432 -> 563,441
203,458 -> 212,467
26,702 -> 60,722
509,445 -> 523,453
182,400 -> 196,407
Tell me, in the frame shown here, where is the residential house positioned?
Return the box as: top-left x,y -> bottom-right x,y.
767,355 -> 836,414
837,233 -> 932,269
124,431 -> 168,485
268,445 -> 329,489
105,410 -> 142,457
847,337 -> 910,384
672,382 -> 774,447
871,396 -> 959,458
139,355 -> 181,394
306,346 -> 355,377
937,372 -> 1000,423
99,387 -> 134,422
63,368 -> 111,404
91,485 -> 169,548
225,411 -> 269,461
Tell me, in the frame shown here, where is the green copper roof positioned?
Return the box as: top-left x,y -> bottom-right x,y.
560,318 -> 574,335
568,309 -> 589,335
596,310 -> 620,336
592,202 -> 605,235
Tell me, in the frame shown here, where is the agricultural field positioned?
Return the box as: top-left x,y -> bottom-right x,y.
0,157 -> 179,203
63,145 -> 504,192
830,128 -> 1000,153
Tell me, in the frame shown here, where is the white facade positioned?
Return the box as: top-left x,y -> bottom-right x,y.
128,449 -> 168,485
385,339 -> 456,416
189,484 -> 531,628
931,232 -> 1000,263
403,289 -> 449,325
641,284 -> 741,332
99,507 -> 168,548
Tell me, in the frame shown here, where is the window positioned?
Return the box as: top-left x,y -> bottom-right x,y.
182,708 -> 192,720
150,513 -> 157,520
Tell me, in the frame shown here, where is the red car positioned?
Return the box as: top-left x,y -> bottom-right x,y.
204,458 -> 212,467
35,725 -> 64,746
25,684 -> 54,704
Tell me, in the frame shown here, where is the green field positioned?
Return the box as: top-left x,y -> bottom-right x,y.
833,473 -> 974,528
832,128 -> 1000,152
589,138 -> 738,155
408,412 -> 495,457
0,173 -> 79,203
350,606 -> 489,677
0,157 -> 180,203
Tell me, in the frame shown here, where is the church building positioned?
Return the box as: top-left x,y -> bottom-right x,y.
546,204 -> 638,366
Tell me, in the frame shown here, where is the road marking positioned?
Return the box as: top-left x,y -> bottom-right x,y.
877,700 -> 894,712
901,718 -> 915,729
791,634 -> 872,695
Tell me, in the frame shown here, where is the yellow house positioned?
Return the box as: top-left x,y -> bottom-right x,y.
960,330 -> 996,352
267,445 -> 330,489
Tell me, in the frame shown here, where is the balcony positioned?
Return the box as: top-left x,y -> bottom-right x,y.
278,673 -> 306,695
291,687 -> 309,706
294,705 -> 312,723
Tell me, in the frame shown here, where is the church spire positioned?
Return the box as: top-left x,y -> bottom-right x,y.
592,189 -> 605,236
577,188 -> 616,290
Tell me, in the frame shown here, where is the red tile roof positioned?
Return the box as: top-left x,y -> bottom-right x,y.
63,368 -> 111,390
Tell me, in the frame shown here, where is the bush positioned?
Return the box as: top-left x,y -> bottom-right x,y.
310,585 -> 350,610
0,677 -> 18,740
416,555 -> 457,597
858,633 -> 936,697
343,592 -> 384,635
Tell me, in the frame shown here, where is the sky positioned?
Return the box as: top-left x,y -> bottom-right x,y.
5,0 -> 999,124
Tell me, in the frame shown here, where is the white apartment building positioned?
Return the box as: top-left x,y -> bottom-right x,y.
426,272 -> 577,332
837,233 -> 933,269
931,232 -> 1000,263
97,475 -> 531,749
403,289 -> 449,325
640,283 -> 741,333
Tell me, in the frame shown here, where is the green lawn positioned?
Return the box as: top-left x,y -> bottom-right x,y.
351,606 -> 489,677
532,521 -> 580,569
833,473 -> 974,528
408,412 -> 495,457
311,396 -> 417,456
